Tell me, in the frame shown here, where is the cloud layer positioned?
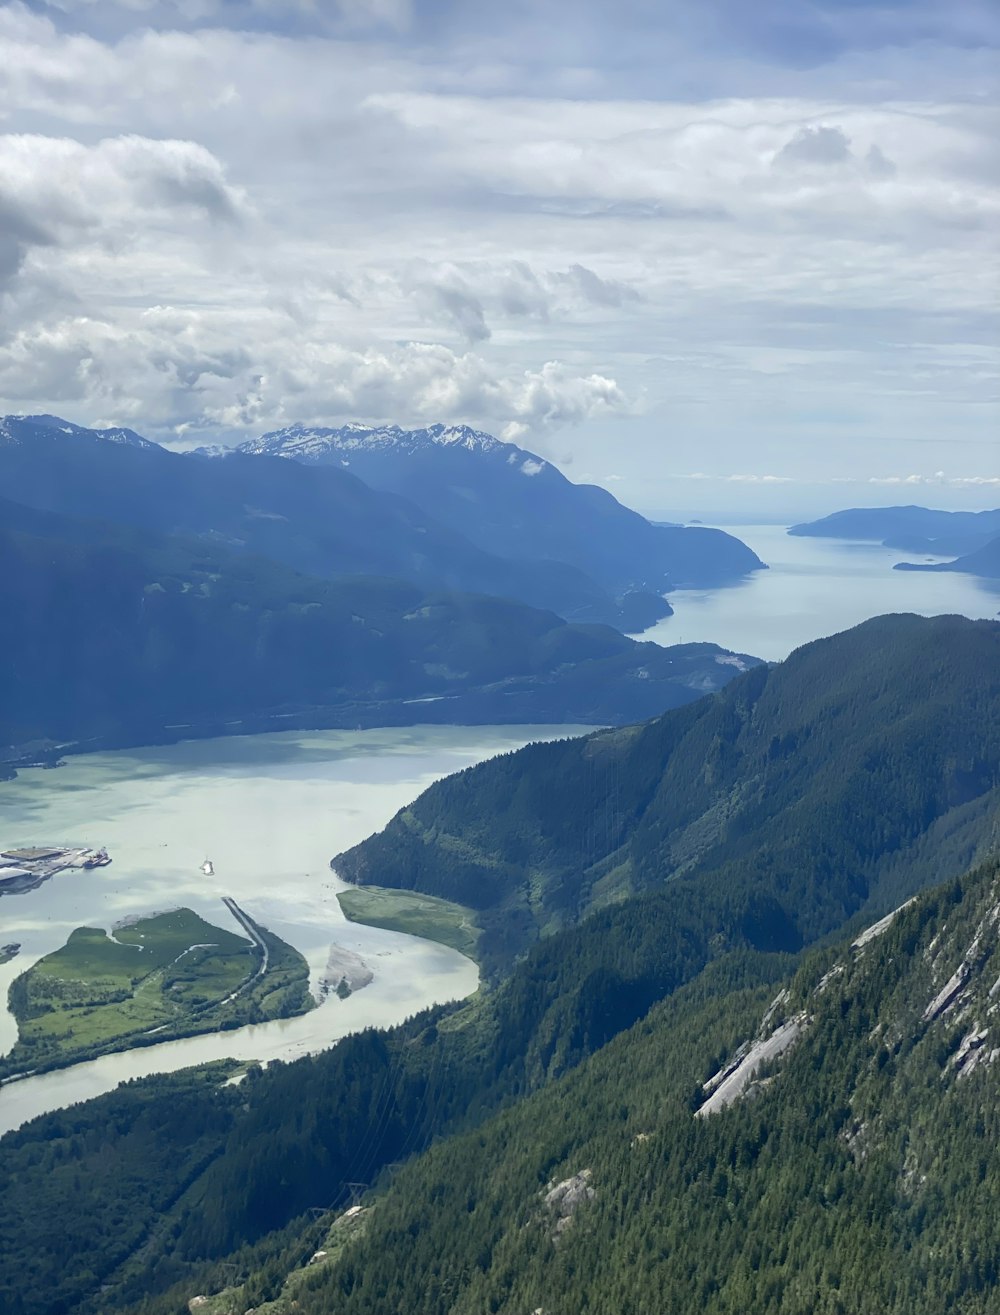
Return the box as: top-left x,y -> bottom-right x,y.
0,0 -> 996,497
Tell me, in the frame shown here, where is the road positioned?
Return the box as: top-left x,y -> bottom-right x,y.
221,896 -> 269,1000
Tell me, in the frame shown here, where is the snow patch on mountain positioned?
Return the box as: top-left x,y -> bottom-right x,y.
237,421 -> 536,464
0,415 -> 159,450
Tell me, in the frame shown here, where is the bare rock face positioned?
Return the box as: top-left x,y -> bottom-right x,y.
543,1169 -> 595,1235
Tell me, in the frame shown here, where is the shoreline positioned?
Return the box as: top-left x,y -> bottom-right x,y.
0,723 -> 567,1134
0,699 -> 605,783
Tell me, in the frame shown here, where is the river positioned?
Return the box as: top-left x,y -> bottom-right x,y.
0,724 -> 588,1135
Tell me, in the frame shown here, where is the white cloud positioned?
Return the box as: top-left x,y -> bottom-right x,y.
0,0 -> 995,476
0,310 -> 630,440
685,472 -> 796,484
674,471 -> 1000,489
868,473 -> 1000,488
0,132 -> 244,294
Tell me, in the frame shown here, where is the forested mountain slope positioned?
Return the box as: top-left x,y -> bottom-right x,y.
0,499 -> 752,751
3,617 -> 999,1315
0,415 -> 666,632
280,856 -> 1000,1315
335,615 -> 1000,974
236,421 -> 765,594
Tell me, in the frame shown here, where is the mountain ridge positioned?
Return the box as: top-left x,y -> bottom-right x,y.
235,420 -> 508,460
0,413 -> 160,451
0,495 -> 756,760
334,614 -> 1000,976
284,855 -> 1000,1315
0,414 -> 670,633
224,418 -> 766,595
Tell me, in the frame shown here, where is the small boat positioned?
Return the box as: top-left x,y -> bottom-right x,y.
200,859 -> 215,877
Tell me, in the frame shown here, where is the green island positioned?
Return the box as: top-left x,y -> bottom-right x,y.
336,886 -> 480,961
1,906 -> 313,1080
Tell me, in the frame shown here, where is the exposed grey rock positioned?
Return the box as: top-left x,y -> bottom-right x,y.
543,1170 -> 595,1236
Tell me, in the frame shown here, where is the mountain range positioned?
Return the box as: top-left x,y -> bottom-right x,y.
0,415 -> 657,632
0,494 -> 757,759
5,418 -> 1000,1315
1,415 -> 764,637
230,421 -> 765,599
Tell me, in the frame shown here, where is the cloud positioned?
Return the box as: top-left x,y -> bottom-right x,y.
0,309 -> 630,440
405,268 -> 493,343
397,260 -> 643,342
676,471 -> 1000,489
775,124 -> 852,166
0,0 -> 995,475
773,123 -> 901,180
685,472 -> 795,484
0,132 -> 244,241
0,194 -> 58,291
868,473 -> 1000,487
551,263 -> 641,309
0,131 -> 245,328
36,0 -> 415,34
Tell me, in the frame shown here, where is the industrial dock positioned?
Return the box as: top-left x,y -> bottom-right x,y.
0,845 -> 111,896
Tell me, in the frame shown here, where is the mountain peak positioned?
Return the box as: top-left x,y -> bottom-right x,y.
0,414 -> 160,451
239,421 -> 515,462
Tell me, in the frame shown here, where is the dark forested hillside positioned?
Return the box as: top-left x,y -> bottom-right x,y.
335,615 -> 1000,974
0,499 -> 753,752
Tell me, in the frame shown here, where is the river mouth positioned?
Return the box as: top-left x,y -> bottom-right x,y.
0,723 -> 591,1135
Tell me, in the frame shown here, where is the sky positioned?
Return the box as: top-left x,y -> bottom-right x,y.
0,0 -> 997,517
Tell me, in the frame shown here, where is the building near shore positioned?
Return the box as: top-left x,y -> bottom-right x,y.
0,866 -> 32,888
2,847 -> 66,864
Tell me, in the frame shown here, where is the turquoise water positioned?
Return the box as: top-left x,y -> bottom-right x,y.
0,724 -> 588,1133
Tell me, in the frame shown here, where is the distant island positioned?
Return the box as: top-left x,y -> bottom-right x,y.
789,505 -> 1000,557
894,534 -> 1000,580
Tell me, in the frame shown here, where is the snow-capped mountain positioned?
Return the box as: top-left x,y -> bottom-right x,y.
228,419 -> 765,597
0,413 -> 669,633
0,414 -> 160,450
237,421 -> 515,463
